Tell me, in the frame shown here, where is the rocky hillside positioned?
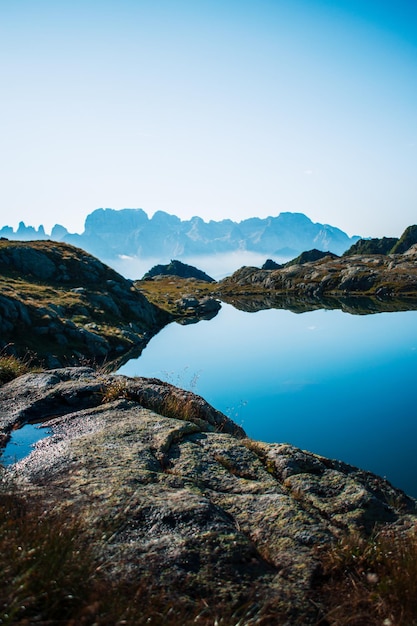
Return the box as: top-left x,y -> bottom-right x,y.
343,224 -> 417,256
1,368 -> 416,624
218,243 -> 417,300
0,240 -> 169,368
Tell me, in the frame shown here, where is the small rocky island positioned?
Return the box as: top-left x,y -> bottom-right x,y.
1,235 -> 417,624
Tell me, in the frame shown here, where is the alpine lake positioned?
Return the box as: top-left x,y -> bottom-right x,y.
119,298 -> 417,499
2,285 -> 416,500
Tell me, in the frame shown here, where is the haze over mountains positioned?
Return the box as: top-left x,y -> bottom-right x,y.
0,209 -> 359,263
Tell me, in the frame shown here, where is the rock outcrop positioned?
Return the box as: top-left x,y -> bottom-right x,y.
142,259 -> 215,282
174,294 -> 221,322
0,240 -> 169,368
262,258 -> 282,270
219,246 -> 417,300
343,224 -> 417,256
283,248 -> 338,267
1,368 -> 416,623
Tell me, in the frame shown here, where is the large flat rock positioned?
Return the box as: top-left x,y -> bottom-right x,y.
1,368 -> 416,623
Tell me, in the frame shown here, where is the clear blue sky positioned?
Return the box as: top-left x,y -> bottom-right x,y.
1,0 -> 416,237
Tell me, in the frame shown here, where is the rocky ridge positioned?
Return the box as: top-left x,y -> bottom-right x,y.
343,224 -> 417,256
0,240 -> 169,368
1,209 -> 359,259
218,245 -> 417,300
1,367 -> 416,623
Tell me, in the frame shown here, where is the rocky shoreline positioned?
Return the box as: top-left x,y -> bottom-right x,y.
0,240 -> 171,369
1,367 -> 416,624
1,236 -> 417,622
2,238 -> 417,368
217,245 -> 417,299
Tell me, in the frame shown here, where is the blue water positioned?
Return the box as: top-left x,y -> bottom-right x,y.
1,424 -> 51,466
119,304 -> 417,498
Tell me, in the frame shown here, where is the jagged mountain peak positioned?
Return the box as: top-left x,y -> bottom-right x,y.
0,209 -> 360,260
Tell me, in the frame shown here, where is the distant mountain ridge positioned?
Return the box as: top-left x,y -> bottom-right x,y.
0,208 -> 360,260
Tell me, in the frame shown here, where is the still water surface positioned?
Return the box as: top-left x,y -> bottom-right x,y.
1,424 -> 52,466
119,304 -> 417,497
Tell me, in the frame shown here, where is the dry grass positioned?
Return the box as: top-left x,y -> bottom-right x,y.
0,352 -> 35,385
100,376 -> 236,434
4,480 -> 417,625
135,276 -> 216,314
0,481 -> 300,626
317,526 -> 417,625
0,486 -> 95,625
2,464 -> 417,625
0,274 -> 83,308
100,377 -> 130,403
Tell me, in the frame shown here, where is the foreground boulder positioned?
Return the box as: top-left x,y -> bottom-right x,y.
1,368 -> 416,623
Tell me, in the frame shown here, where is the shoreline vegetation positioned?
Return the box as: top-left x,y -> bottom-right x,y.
1,229 -> 417,624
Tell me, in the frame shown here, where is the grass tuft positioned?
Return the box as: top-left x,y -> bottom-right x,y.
2,478 -> 417,624
0,485 -> 96,625
317,525 -> 417,625
100,378 -> 129,403
0,352 -> 34,385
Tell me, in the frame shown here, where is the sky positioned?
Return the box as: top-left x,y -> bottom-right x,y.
0,0 -> 416,238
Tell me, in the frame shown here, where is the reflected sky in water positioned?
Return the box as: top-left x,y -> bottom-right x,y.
119,305 -> 417,497
1,424 -> 51,466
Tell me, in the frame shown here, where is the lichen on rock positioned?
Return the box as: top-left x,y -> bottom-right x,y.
1,367 -> 416,623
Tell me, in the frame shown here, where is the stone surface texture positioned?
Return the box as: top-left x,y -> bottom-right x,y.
1,368 -> 416,623
0,240 -> 169,367
219,246 -> 417,299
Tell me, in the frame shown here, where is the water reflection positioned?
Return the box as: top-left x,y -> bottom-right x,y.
119,304 -> 417,497
220,293 -> 417,315
0,423 -> 51,466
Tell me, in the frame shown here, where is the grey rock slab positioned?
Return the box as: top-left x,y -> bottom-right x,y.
1,367 -> 416,621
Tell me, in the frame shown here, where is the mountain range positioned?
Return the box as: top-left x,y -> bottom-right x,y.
0,208 -> 359,260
